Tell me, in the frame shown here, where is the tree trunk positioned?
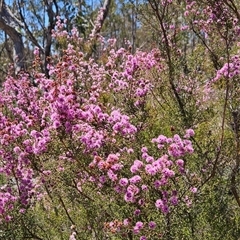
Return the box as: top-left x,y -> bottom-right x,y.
0,0 -> 25,74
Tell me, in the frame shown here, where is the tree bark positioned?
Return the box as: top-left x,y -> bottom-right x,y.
0,0 -> 25,74
43,0 -> 58,77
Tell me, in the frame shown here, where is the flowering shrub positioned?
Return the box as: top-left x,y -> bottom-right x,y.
100,131 -> 197,239
0,16 -> 198,239
0,0 -> 240,239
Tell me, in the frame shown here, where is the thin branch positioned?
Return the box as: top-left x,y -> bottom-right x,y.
21,218 -> 44,240
202,28 -> 231,185
191,23 -> 221,70
148,0 -> 187,124
58,195 -> 78,233
230,109 -> 240,207
224,0 -> 240,20
43,0 -> 57,77
29,1 -> 45,29
17,0 -> 44,53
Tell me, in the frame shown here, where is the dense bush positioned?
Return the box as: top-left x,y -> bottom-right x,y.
0,1 -> 240,239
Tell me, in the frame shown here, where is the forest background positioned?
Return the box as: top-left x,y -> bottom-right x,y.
0,0 -> 239,239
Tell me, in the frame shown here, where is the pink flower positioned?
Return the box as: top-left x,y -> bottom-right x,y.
145,164 -> 157,175
127,184 -> 140,195
129,175 -> 141,184
162,168 -> 175,178
145,156 -> 154,163
176,159 -> 184,167
154,180 -> 161,189
184,129 -> 195,138
190,187 -> 198,193
148,221 -> 156,229
123,218 -> 130,226
124,191 -> 134,202
170,196 -> 178,205
107,170 -> 118,182
155,199 -> 164,209
134,160 -> 144,168
161,205 -> 169,214
134,209 -> 141,216
130,164 -> 139,173
141,185 -> 148,191
33,47 -> 39,55
133,221 -> 144,234
119,178 -> 129,187
106,153 -> 119,164
141,147 -> 148,153
130,160 -> 144,173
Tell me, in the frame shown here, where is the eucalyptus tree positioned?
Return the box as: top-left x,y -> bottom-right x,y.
0,0 -> 90,76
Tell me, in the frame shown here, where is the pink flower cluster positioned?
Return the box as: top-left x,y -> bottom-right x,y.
0,44 -> 146,219
0,17 -> 197,232
213,55 -> 240,82
98,130 -> 196,236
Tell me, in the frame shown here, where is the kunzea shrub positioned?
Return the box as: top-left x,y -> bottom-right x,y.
0,15 -> 199,240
